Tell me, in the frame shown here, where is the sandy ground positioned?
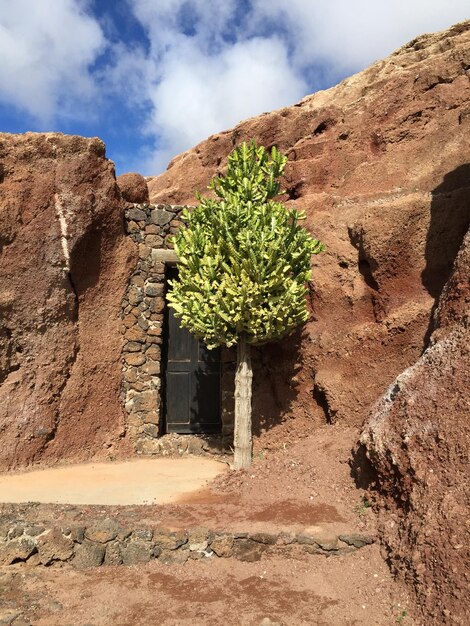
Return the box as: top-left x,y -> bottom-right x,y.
0,426 -> 417,625
0,548 -> 414,626
0,458 -> 226,506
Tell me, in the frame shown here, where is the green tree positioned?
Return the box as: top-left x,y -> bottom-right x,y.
168,141 -> 324,468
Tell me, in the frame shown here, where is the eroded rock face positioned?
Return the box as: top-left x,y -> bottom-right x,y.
0,132 -> 136,469
147,22 -> 470,444
361,230 -> 469,625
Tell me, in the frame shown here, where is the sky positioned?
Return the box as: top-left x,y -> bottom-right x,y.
0,1 -> 468,176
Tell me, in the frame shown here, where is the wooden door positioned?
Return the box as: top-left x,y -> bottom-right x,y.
164,267 -> 221,434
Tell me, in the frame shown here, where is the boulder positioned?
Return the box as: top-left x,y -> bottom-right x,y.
85,518 -> 128,543
120,539 -> 153,565
232,538 -> 267,562
210,535 -> 234,557
36,528 -> 74,564
117,172 -> 149,204
72,540 -> 105,569
0,132 -> 137,469
0,537 -> 36,565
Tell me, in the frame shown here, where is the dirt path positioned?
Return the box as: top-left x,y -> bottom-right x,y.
0,458 -> 226,506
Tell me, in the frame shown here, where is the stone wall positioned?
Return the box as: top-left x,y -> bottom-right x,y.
121,204 -> 235,452
0,517 -> 375,569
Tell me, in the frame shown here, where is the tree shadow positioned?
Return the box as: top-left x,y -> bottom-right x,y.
421,164 -> 470,346
251,327 -> 304,438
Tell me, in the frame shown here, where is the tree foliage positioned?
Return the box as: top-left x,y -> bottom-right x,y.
167,141 -> 324,348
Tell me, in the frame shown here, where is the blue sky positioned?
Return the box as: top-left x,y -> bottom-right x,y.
0,1 -> 468,176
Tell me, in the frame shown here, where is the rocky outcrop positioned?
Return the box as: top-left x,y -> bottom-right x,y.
361,229 -> 469,625
147,21 -> 470,444
0,133 -> 136,469
116,172 -> 149,204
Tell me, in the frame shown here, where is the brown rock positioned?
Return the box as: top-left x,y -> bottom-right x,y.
124,353 -> 146,367
123,341 -> 141,353
153,529 -> 187,550
149,297 -> 165,314
117,172 -> 149,204
233,538 -> 267,562
0,537 -> 36,565
37,528 -> 74,564
158,549 -> 189,564
144,234 -> 164,247
69,527 -> 85,543
146,22 -> 470,445
121,540 -> 152,565
104,541 -> 123,566
123,314 -> 138,329
85,519 -> 125,544
361,229 -> 470,625
187,526 -> 211,552
338,534 -> 374,549
141,361 -> 160,375
0,132 -> 136,470
132,390 -> 158,412
124,326 -> 146,342
145,345 -> 160,360
210,535 -> 234,557
140,411 -> 159,425
249,532 -> 277,545
72,540 -> 105,569
299,527 -> 341,551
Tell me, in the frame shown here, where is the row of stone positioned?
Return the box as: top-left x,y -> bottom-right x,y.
125,203 -> 184,249
121,204 -> 186,451
0,519 -> 375,569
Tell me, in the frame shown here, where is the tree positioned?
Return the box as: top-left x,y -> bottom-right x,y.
167,141 -> 324,468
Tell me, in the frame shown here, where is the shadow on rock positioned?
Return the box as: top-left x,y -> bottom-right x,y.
251,327 -> 304,438
422,163 -> 470,346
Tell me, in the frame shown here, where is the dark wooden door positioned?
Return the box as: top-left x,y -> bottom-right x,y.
165,267 -> 221,434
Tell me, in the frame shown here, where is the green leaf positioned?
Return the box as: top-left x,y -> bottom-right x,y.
167,140 -> 324,347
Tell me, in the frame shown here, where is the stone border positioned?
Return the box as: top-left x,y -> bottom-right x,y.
121,204 -> 184,453
0,519 -> 375,569
121,203 -> 235,454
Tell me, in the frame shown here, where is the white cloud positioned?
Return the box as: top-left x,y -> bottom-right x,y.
0,0 -> 105,122
141,36 -> 307,173
250,0 -> 470,73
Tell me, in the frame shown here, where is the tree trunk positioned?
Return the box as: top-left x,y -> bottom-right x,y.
233,333 -> 253,469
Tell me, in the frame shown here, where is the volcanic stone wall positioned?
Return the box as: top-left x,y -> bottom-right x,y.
121,204 -> 235,452
0,514 -> 375,568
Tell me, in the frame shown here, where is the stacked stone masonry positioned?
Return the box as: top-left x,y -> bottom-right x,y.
0,518 -> 375,569
122,204 -> 235,453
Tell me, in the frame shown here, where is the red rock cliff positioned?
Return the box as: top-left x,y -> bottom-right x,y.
148,21 -> 470,445
361,226 -> 469,625
0,133 -> 136,469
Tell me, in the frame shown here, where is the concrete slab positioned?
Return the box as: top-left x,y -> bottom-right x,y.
0,457 -> 227,506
